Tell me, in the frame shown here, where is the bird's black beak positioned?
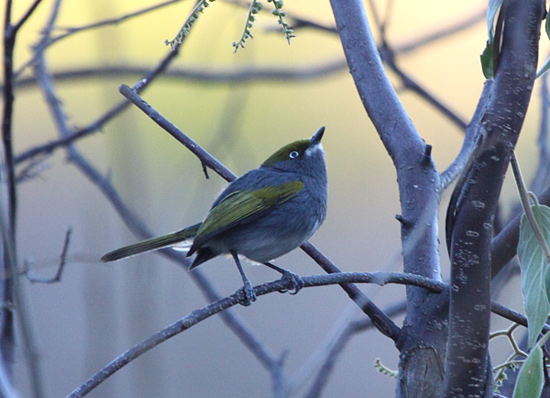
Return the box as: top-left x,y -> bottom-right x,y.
310,126 -> 325,146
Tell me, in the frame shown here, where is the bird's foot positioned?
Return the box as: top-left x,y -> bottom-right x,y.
240,280 -> 257,306
279,270 -> 304,295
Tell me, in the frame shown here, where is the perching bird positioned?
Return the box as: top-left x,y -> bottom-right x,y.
102,127 -> 327,305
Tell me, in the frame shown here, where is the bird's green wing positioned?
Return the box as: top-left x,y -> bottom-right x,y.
190,180 -> 304,251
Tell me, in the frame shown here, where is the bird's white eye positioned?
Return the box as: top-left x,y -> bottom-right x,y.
289,150 -> 299,159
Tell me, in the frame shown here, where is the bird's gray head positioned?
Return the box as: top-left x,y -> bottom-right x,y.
261,127 -> 326,177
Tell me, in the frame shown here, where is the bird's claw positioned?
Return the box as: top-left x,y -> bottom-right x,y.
279,271 -> 304,295
240,280 -> 257,306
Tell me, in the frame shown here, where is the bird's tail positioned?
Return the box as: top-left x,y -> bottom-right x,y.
101,223 -> 201,262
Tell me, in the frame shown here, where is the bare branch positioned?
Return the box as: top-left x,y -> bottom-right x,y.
330,3 -> 445,396
439,81 -> 493,191
395,7 -> 485,55
7,0 -> 44,36
66,271 -> 434,398
9,61 -> 346,93
380,41 -> 468,131
300,301 -> 406,398
119,84 -> 237,182
301,242 -> 402,340
12,60 -> 345,166
330,0 -> 424,166
13,0 -> 185,78
65,264 -> 543,398
444,1 -> 544,396
25,227 -> 71,284
1,1 -> 45,394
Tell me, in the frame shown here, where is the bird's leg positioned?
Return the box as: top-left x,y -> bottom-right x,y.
262,262 -> 304,295
231,251 -> 257,306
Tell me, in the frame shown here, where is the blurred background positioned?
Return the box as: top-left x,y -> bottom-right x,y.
3,0 -> 547,396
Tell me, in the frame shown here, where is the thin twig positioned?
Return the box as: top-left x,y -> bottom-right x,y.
12,60 -> 345,166
13,0 -> 185,79
8,61 -> 346,93
15,42 -> 183,169
25,228 -> 72,284
299,301 -> 406,397
3,0 -> 18,240
380,41 -> 468,131
395,7 -> 485,54
119,84 -> 236,181
290,5 -> 485,57
365,0 -> 383,32
303,320 -> 358,398
510,152 -> 550,262
57,0 -> 184,34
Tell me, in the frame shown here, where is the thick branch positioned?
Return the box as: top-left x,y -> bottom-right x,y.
444,1 -> 544,396
329,0 -> 423,165
330,3 -> 444,397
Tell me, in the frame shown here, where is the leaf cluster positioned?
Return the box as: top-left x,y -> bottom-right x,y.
481,0 -> 550,79
232,1 -> 263,52
164,0 -> 217,50
267,0 -> 295,45
165,0 -> 295,52
515,201 -> 550,397
232,0 -> 296,52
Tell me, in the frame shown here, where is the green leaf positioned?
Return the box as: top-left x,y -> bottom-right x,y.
512,344 -> 543,398
480,0 -> 502,79
486,0 -> 503,40
480,40 -> 494,79
535,7 -> 550,78
518,204 -> 550,347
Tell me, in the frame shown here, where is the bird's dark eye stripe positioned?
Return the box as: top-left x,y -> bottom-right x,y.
289,151 -> 300,159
